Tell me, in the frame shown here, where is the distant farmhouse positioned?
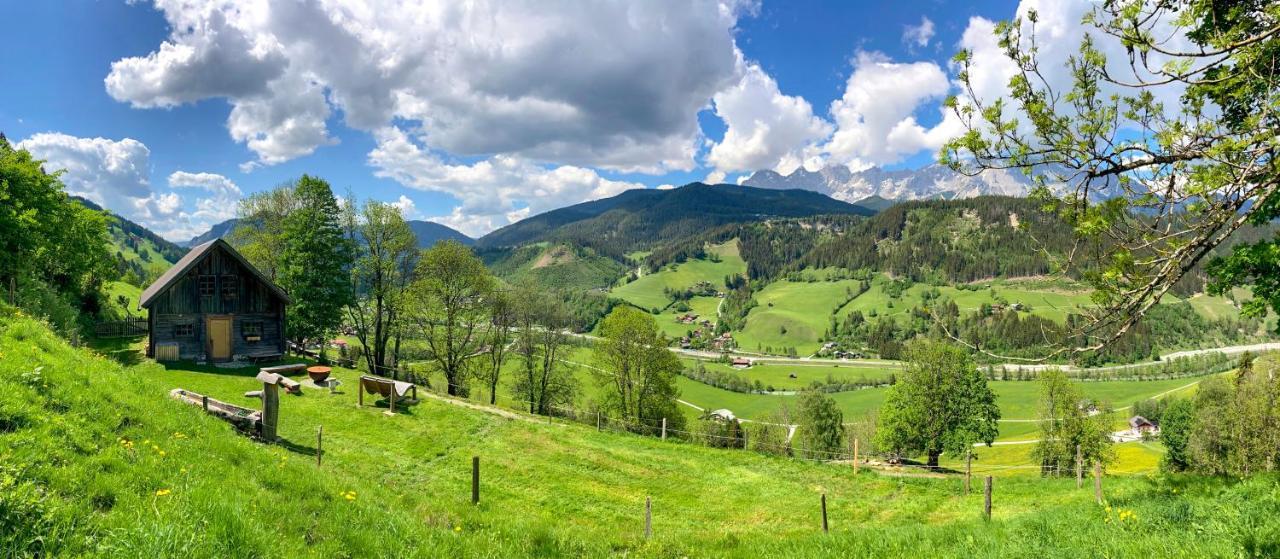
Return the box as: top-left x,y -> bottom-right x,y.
140,239 -> 290,363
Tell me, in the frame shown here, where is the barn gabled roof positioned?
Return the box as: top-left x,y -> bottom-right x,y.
138,238 -> 291,309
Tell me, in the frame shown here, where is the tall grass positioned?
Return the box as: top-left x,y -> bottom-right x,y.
2,307 -> 1279,557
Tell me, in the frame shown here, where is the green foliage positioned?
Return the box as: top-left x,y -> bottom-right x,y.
941,0 -> 1280,353
1159,398 -> 1195,472
511,283 -> 577,415
277,175 -> 353,345
0,136 -> 112,334
1030,370 -> 1114,476
344,199 -> 418,374
411,240 -> 495,396
1182,353 -> 1280,476
593,306 -> 685,434
796,390 -> 844,460
876,341 -> 999,466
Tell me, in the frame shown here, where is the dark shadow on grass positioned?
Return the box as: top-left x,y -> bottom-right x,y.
84,336 -> 146,367
276,437 -> 319,457
157,355 -> 313,379
364,398 -> 420,416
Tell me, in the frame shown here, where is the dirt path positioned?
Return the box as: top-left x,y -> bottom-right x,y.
417,390 -> 559,426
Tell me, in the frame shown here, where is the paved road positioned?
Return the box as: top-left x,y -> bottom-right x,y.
566,329 -> 1278,376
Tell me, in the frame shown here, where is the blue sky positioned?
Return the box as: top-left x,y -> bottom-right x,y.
0,0 -> 1034,241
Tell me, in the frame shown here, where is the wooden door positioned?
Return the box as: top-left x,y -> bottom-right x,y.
208,316 -> 232,361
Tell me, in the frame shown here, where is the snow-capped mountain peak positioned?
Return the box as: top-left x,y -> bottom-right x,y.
742,163 -> 1038,204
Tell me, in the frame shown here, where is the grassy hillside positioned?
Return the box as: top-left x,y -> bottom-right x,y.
836,276 -> 1096,324
735,275 -> 869,355
4,309 -> 1280,557
483,243 -> 628,293
611,239 -> 745,312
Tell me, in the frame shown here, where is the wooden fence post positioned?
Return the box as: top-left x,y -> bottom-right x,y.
1093,462 -> 1103,504
965,451 -> 972,495
201,395 -> 209,412
644,496 -> 652,539
471,456 -> 480,505
260,382 -> 279,442
316,425 -> 323,467
821,493 -> 829,533
1076,444 -> 1083,489
597,411 -> 602,431
852,438 -> 860,474
983,476 -> 993,520
661,417 -> 667,440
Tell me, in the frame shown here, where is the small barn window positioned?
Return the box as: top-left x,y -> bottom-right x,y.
221,275 -> 238,298
174,323 -> 194,338
242,321 -> 263,341
198,275 -> 216,297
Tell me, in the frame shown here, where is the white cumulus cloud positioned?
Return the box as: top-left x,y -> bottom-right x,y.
903,16 -> 935,48
13,132 -> 245,242
823,52 -> 951,169
107,0 -> 749,173
368,127 -> 643,236
706,58 -> 831,176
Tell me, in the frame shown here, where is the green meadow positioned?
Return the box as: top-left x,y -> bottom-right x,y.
734,277 -> 868,355
610,240 -> 745,311
7,309 -> 1280,556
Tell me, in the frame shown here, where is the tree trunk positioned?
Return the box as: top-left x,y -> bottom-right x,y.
927,451 -> 941,469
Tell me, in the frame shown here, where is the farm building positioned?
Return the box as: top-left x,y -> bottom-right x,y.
139,239 -> 290,363
731,357 -> 752,369
1128,416 -> 1160,436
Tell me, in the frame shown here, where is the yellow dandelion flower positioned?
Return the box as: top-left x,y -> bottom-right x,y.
155,489 -> 171,496
158,450 -> 166,457
454,526 -> 462,533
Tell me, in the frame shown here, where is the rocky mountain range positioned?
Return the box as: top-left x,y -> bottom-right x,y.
742,163 -> 1041,204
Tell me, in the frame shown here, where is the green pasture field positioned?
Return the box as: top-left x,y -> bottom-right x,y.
610,240 -> 745,311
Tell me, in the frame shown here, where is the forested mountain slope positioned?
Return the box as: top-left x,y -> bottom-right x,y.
74,197 -> 187,285
477,183 -> 873,259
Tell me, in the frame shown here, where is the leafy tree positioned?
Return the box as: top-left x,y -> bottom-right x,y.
746,406 -> 794,456
411,240 -> 494,396
594,306 -> 685,435
344,199 -> 418,376
511,283 -> 576,415
277,175 -> 353,349
1159,398 -> 1195,472
477,289 -> 515,405
231,186 -> 298,282
0,135 -> 112,333
796,390 -> 844,460
1030,370 -> 1114,476
1187,376 -> 1235,475
942,1 -> 1280,355
877,341 -> 1000,467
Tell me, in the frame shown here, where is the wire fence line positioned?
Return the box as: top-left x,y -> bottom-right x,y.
344,366 -> 1093,477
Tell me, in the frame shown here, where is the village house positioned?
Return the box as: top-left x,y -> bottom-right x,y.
1128,416 -> 1160,436
731,357 -> 752,369
140,239 -> 290,363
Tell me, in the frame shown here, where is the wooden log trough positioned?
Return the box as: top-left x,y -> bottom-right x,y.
170,388 -> 264,436
170,363 -> 310,441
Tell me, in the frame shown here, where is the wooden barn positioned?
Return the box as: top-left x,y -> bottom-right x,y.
139,239 -> 290,362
